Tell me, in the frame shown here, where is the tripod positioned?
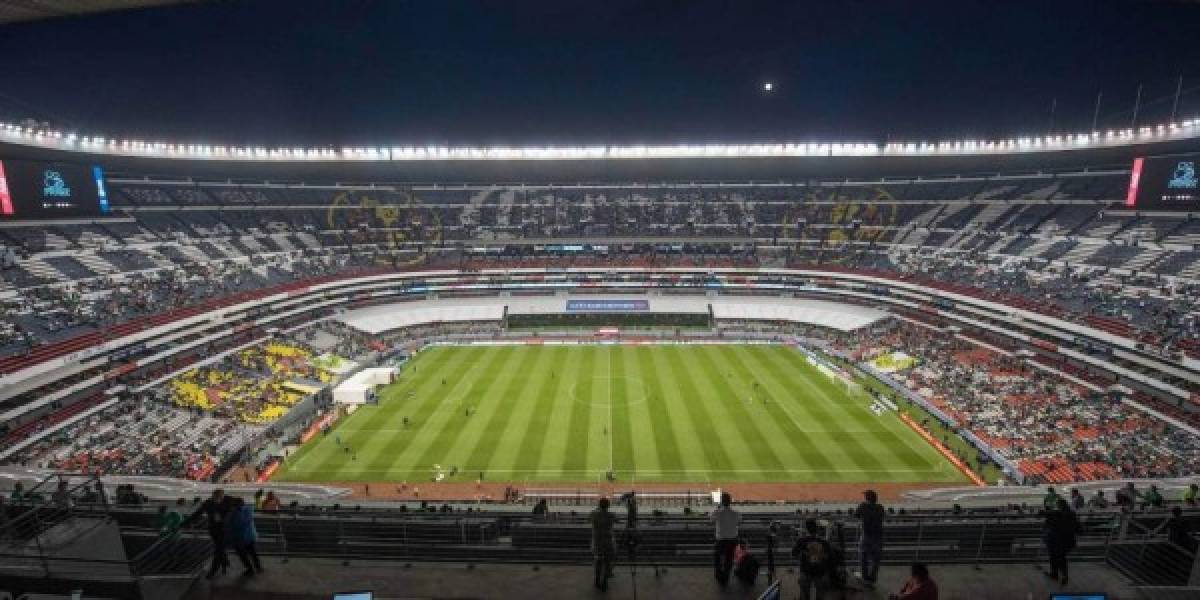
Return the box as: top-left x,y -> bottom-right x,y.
765,526 -> 778,583
624,528 -> 641,600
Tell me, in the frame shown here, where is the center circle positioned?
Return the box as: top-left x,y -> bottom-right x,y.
568,374 -> 649,409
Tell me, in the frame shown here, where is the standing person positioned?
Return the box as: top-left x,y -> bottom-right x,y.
197,489 -> 231,579
1167,506 -> 1196,552
228,497 -> 263,576
792,519 -> 833,600
1042,487 -> 1061,512
1116,482 -> 1139,510
51,480 -> 72,509
710,492 -> 741,586
0,496 -> 10,544
1184,483 -> 1198,506
855,489 -> 885,588
1043,497 -> 1080,585
589,497 -> 616,591
1069,489 -> 1085,511
1087,490 -> 1109,509
888,562 -> 939,600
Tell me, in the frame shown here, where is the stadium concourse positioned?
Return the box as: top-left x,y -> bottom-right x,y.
2,124 -> 1200,597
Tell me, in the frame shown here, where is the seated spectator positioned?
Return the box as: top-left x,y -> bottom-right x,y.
1143,485 -> 1164,509
889,562 -> 938,600
1116,482 -> 1138,510
158,500 -> 185,537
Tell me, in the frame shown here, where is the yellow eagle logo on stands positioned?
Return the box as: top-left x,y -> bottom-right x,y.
784,186 -> 899,259
325,189 -> 442,266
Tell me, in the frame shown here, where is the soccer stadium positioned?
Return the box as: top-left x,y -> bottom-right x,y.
2,2 -> 1200,599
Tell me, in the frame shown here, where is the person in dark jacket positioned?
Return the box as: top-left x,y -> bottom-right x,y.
1167,506 -> 1196,552
227,496 -> 263,575
195,488 -> 232,579
589,497 -> 616,591
1043,497 -> 1080,585
855,489 -> 885,588
792,518 -> 834,600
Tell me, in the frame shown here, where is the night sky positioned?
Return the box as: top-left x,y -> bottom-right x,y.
2,0 -> 1199,146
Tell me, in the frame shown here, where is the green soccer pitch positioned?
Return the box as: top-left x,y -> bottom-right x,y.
273,344 -> 968,484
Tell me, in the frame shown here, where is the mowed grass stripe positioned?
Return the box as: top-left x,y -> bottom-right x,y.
647,347 -> 711,478
285,346 -> 450,479
586,348 -> 613,473
355,346 -> 467,474
620,346 -> 661,477
611,347 -> 637,474
709,345 -> 826,473
560,347 -> 597,473
301,346 -> 460,478
536,345 -> 587,475
636,346 -> 684,477
749,345 -> 888,479
771,346 -> 932,473
663,346 -> 735,476
769,346 -> 897,475
275,344 -> 967,484
435,345 -> 531,468
718,345 -> 839,474
689,346 -> 787,474
377,345 -> 505,475
463,346 -> 548,472
496,345 -> 566,476
406,346 -> 522,473
763,345 -> 912,480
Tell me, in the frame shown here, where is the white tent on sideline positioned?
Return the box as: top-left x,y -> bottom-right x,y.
332,367 -> 398,405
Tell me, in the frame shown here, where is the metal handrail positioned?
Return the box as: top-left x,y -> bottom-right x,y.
4,499 -> 1197,585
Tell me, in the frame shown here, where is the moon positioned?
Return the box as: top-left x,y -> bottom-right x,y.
762,81 -> 774,92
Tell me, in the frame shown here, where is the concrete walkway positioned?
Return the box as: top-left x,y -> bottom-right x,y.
191,557 -> 1142,599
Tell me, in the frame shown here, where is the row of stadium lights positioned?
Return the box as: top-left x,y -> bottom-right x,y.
0,118 -> 1197,161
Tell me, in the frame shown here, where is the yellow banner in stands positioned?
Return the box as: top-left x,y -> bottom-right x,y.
282,381 -> 324,395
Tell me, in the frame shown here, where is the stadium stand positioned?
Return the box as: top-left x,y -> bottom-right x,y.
1,131 -> 1200,598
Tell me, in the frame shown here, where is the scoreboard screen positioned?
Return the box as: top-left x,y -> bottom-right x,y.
0,159 -> 111,219
1126,153 -> 1200,210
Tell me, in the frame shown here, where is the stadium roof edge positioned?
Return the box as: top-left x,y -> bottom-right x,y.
2,116 -> 1200,163
4,134 -> 1199,185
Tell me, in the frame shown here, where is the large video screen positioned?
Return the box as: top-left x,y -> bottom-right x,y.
1126,153 -> 1200,210
0,159 -> 110,219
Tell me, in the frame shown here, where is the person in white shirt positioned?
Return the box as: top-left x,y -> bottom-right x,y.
710,492 -> 742,585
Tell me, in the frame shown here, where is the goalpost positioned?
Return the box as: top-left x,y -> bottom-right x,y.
809,351 -> 864,398
840,378 -> 863,398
